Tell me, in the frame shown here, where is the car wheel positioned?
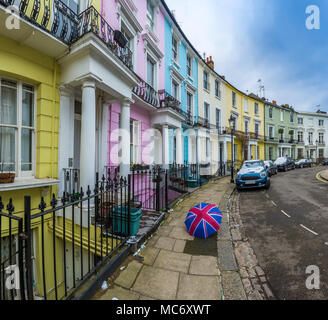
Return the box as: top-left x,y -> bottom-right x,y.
284,166 -> 287,172
301,164 -> 303,169
265,180 -> 271,190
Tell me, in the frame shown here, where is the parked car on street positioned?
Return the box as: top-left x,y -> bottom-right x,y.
322,160 -> 328,166
274,157 -> 295,172
264,160 -> 278,176
236,160 -> 270,191
295,159 -> 313,168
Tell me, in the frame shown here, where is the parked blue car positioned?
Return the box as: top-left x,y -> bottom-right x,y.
236,160 -> 270,191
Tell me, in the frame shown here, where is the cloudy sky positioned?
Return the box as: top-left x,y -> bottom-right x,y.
165,0 -> 328,112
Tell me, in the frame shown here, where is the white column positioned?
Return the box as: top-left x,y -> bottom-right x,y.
101,102 -> 109,176
196,129 -> 201,164
120,98 -> 132,177
80,80 -> 96,190
176,128 -> 183,165
162,124 -> 169,168
58,86 -> 74,196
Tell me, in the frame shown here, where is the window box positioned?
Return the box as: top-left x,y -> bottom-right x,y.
0,173 -> 15,184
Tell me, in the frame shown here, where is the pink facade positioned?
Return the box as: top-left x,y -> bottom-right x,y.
103,0 -> 166,167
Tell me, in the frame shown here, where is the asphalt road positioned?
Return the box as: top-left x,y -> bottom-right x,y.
238,166 -> 328,300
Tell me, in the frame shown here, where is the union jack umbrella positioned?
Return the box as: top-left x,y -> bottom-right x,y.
185,203 -> 223,239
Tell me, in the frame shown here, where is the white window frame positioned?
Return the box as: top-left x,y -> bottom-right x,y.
203,71 -> 209,91
298,131 -> 303,143
232,92 -> 236,107
172,35 -> 179,64
215,80 -> 221,99
0,78 -> 36,178
254,103 -> 259,115
319,119 -> 324,126
244,98 -> 248,113
171,78 -> 180,101
146,0 -> 155,32
269,107 -> 273,119
187,55 -> 193,78
298,118 -> 303,125
186,90 -> 194,117
280,110 -> 284,122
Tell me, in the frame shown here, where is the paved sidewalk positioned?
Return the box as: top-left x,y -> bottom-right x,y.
319,169 -> 328,181
92,177 -> 246,300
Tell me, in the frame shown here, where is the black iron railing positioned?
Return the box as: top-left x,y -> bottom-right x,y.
194,116 -> 210,129
63,168 -> 80,197
158,90 -> 183,114
78,6 -> 133,69
0,174 -> 135,301
133,79 -> 159,107
0,1 -> 133,69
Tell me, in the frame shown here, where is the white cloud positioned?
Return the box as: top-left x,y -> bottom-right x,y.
164,0 -> 328,112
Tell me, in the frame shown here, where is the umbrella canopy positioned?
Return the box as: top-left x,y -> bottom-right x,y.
185,203 -> 223,239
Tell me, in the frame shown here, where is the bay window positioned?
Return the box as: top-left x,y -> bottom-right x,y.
0,78 -> 35,176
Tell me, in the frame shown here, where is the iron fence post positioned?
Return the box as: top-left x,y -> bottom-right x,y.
17,217 -> 26,301
165,170 -> 169,211
24,196 -> 34,300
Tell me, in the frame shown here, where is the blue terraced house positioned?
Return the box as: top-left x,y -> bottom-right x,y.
161,1 -> 199,165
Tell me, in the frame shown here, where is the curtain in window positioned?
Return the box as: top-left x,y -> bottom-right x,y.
1,82 -> 17,125
0,127 -> 15,172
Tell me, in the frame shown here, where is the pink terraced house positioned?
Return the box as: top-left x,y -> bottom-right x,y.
103,0 -> 182,174
58,0 -> 186,196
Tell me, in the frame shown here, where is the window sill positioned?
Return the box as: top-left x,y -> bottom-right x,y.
0,177 -> 60,192
203,88 -> 210,94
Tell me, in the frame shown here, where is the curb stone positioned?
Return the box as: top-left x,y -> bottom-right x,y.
229,191 -> 276,300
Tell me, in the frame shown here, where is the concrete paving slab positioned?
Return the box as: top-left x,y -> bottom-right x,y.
154,250 -> 191,273
173,239 -> 186,253
155,237 -> 176,251
133,266 -> 179,300
189,256 -> 219,276
115,261 -> 143,289
177,274 -> 221,300
169,226 -> 194,240
139,247 -> 160,266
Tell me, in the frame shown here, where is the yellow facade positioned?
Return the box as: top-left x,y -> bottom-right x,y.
0,34 -> 61,298
0,35 -> 60,209
224,82 -> 265,165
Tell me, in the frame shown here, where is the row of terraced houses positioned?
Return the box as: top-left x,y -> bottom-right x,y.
1,0 -> 327,300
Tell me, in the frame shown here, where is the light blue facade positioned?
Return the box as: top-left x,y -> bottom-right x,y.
164,16 -> 199,164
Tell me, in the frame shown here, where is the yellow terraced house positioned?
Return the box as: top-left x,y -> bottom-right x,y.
0,0 -> 127,301
224,82 -> 265,168
197,56 -> 226,175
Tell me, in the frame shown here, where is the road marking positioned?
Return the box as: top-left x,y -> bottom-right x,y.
300,224 -> 318,236
281,210 -> 291,218
272,201 -> 277,207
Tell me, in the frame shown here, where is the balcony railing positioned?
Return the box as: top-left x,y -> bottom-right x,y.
0,1 -> 133,69
158,90 -> 183,115
78,6 -> 133,69
194,116 -> 210,129
133,79 -> 159,107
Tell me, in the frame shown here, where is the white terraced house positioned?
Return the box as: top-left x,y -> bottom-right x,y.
296,111 -> 328,161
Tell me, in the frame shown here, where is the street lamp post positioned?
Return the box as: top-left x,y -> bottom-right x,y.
229,115 -> 235,183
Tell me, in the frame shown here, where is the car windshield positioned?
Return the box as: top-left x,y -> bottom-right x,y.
264,161 -> 271,166
243,161 -> 264,168
275,157 -> 286,165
